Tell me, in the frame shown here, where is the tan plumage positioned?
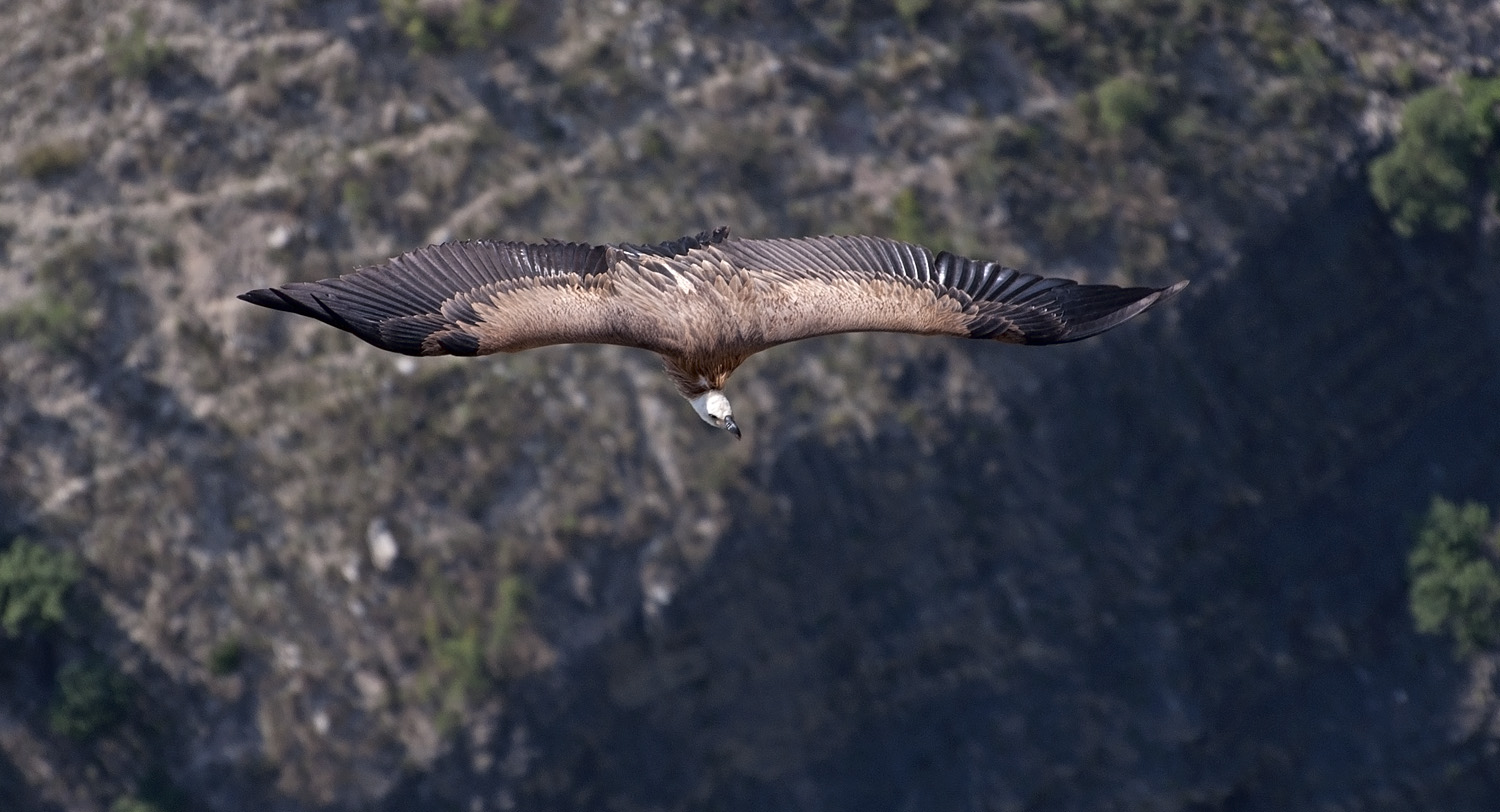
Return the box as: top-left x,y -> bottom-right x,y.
240,227 -> 1186,437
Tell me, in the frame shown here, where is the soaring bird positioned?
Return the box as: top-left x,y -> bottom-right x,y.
240,227 -> 1185,439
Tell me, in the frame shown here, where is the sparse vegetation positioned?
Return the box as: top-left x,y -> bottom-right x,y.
105,10 -> 171,81
207,637 -> 245,676
0,539 -> 79,638
1094,74 -> 1157,137
892,0 -> 932,27
1409,497 -> 1500,657
0,295 -> 85,352
146,238 -> 179,268
0,240 -> 108,352
890,187 -> 932,247
425,622 -> 486,728
49,657 -> 132,740
701,0 -> 744,20
110,797 -> 166,812
1369,76 -> 1500,236
18,140 -> 87,182
1246,5 -> 1298,72
421,572 -> 527,729
117,767 -> 189,812
341,179 -> 373,227
381,0 -> 518,53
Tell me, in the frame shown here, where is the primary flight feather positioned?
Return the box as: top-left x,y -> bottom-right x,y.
240,227 -> 1185,438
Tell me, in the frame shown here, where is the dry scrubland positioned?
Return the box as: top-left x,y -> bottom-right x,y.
2,1 -> 1500,810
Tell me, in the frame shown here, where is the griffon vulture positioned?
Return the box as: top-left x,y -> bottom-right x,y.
240,227 -> 1185,438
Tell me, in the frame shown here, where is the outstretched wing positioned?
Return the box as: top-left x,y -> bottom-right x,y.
240,230 -> 1183,359
708,235 -> 1186,347
238,230 -> 728,357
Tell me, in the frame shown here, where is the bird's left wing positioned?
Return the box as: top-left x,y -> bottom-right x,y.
706,235 -> 1185,348
240,238 -> 674,356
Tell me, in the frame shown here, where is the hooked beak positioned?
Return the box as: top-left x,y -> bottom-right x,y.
724,417 -> 741,440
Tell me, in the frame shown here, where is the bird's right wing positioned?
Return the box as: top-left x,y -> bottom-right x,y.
709,235 -> 1186,347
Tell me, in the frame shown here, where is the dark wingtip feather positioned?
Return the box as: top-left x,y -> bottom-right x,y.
971,277 -> 1187,345
239,287 -> 309,315
1156,279 -> 1189,302
240,284 -> 341,327
1114,278 -> 1190,323
1047,279 -> 1188,344
239,282 -> 435,355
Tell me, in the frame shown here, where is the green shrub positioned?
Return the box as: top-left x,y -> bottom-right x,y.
1289,38 -> 1333,79
18,141 -> 87,182
892,0 -> 932,27
207,637 -> 245,676
1094,74 -> 1157,136
106,10 -> 171,80
0,240 -> 107,352
0,538 -> 79,637
146,238 -> 180,268
489,573 -> 526,657
116,767 -> 188,812
701,0 -> 744,20
0,297 -> 86,352
1369,76 -> 1500,236
421,572 -> 528,729
341,179 -> 373,227
49,657 -> 132,740
381,0 -> 517,53
891,187 -> 931,246
1247,5 -> 1296,69
1409,497 -> 1500,657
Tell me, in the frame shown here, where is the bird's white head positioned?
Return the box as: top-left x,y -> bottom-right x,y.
689,390 -> 740,439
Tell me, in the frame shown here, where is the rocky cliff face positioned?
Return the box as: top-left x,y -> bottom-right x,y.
1,1 -> 1498,810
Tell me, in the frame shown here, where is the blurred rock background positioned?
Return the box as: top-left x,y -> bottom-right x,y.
1,0 -> 1499,809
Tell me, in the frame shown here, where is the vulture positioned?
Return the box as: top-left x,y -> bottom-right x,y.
240,227 -> 1185,439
